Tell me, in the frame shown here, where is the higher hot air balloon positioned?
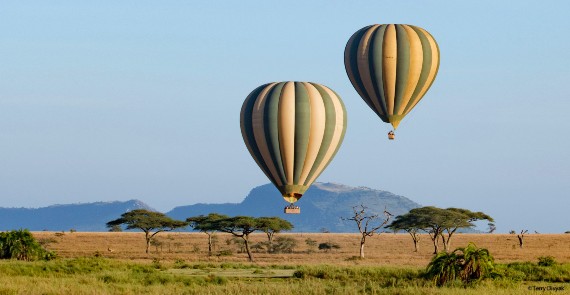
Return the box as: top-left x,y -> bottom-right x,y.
344,24 -> 440,140
240,82 -> 347,214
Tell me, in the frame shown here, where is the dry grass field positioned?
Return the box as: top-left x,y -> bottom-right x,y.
0,232 -> 566,294
32,231 -> 570,266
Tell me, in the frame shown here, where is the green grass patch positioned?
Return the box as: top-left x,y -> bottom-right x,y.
0,258 -> 569,294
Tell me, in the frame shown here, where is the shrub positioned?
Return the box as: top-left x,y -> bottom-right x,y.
0,229 -> 56,261
425,251 -> 461,286
501,262 -> 570,282
174,259 -> 188,269
205,275 -> 227,285
293,270 -> 306,278
291,265 -> 426,287
109,225 -> 122,232
305,238 -> 317,253
346,256 -> 363,261
459,243 -> 495,282
318,242 -> 340,252
271,237 -> 298,253
537,256 -> 557,267
217,249 -> 233,256
226,237 -> 245,253
151,258 -> 164,270
425,243 -> 494,287
37,238 -> 58,248
251,242 -> 267,253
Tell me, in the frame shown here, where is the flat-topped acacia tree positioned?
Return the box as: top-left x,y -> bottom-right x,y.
186,214 -> 293,262
256,217 -> 293,253
187,213 -> 228,256
210,216 -> 260,262
106,209 -> 188,254
388,206 -> 494,254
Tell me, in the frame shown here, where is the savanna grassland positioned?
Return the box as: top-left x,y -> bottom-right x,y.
0,232 -> 567,294
32,232 -> 570,266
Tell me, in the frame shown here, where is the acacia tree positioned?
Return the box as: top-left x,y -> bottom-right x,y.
256,217 -> 293,253
397,207 -> 446,254
187,213 -> 228,256
106,209 -> 187,254
388,207 -> 493,254
214,216 -> 261,262
343,205 -> 392,258
441,208 -> 494,251
388,214 -> 423,252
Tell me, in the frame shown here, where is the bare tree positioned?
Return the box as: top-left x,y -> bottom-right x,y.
487,223 -> 496,234
343,205 -> 392,258
511,230 -> 528,248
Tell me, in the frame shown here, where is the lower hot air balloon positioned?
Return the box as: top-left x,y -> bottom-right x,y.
240,81 -> 347,214
344,24 -> 440,140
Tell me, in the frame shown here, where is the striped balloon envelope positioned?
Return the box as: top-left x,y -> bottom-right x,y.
344,24 -> 440,135
240,82 -> 347,208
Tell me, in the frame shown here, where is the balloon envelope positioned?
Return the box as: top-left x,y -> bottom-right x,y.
344,24 -> 440,130
240,82 -> 347,204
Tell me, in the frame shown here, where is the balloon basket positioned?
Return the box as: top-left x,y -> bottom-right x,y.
388,131 -> 395,140
284,205 -> 300,214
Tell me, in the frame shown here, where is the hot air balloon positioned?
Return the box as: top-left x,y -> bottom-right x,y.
344,24 -> 440,140
240,82 -> 347,214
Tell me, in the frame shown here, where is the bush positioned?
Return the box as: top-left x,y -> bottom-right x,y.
291,265 -> 427,287
502,261 -> 570,282
173,259 -> 189,269
251,242 -> 267,253
305,238 -> 317,253
459,243 -> 495,282
108,225 -> 122,232
0,229 -> 56,261
425,251 -> 461,286
271,237 -> 297,253
293,270 -> 306,278
318,242 -> 340,252
538,256 -> 557,267
253,237 -> 298,254
425,243 -> 494,287
226,237 -> 245,253
217,249 -> 233,256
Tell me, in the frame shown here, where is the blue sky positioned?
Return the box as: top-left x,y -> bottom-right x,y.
1,1 -> 569,233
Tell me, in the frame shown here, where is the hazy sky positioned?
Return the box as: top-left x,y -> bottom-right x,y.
1,2 -> 569,233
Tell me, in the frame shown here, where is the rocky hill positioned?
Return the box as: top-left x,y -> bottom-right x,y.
167,182 -> 421,232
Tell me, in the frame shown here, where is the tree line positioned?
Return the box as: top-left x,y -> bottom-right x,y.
106,210 -> 292,262
387,206 -> 494,254
105,205 -> 494,262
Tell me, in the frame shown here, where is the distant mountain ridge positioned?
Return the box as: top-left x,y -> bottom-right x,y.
0,183 -> 422,232
0,200 -> 154,231
167,182 -> 421,232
